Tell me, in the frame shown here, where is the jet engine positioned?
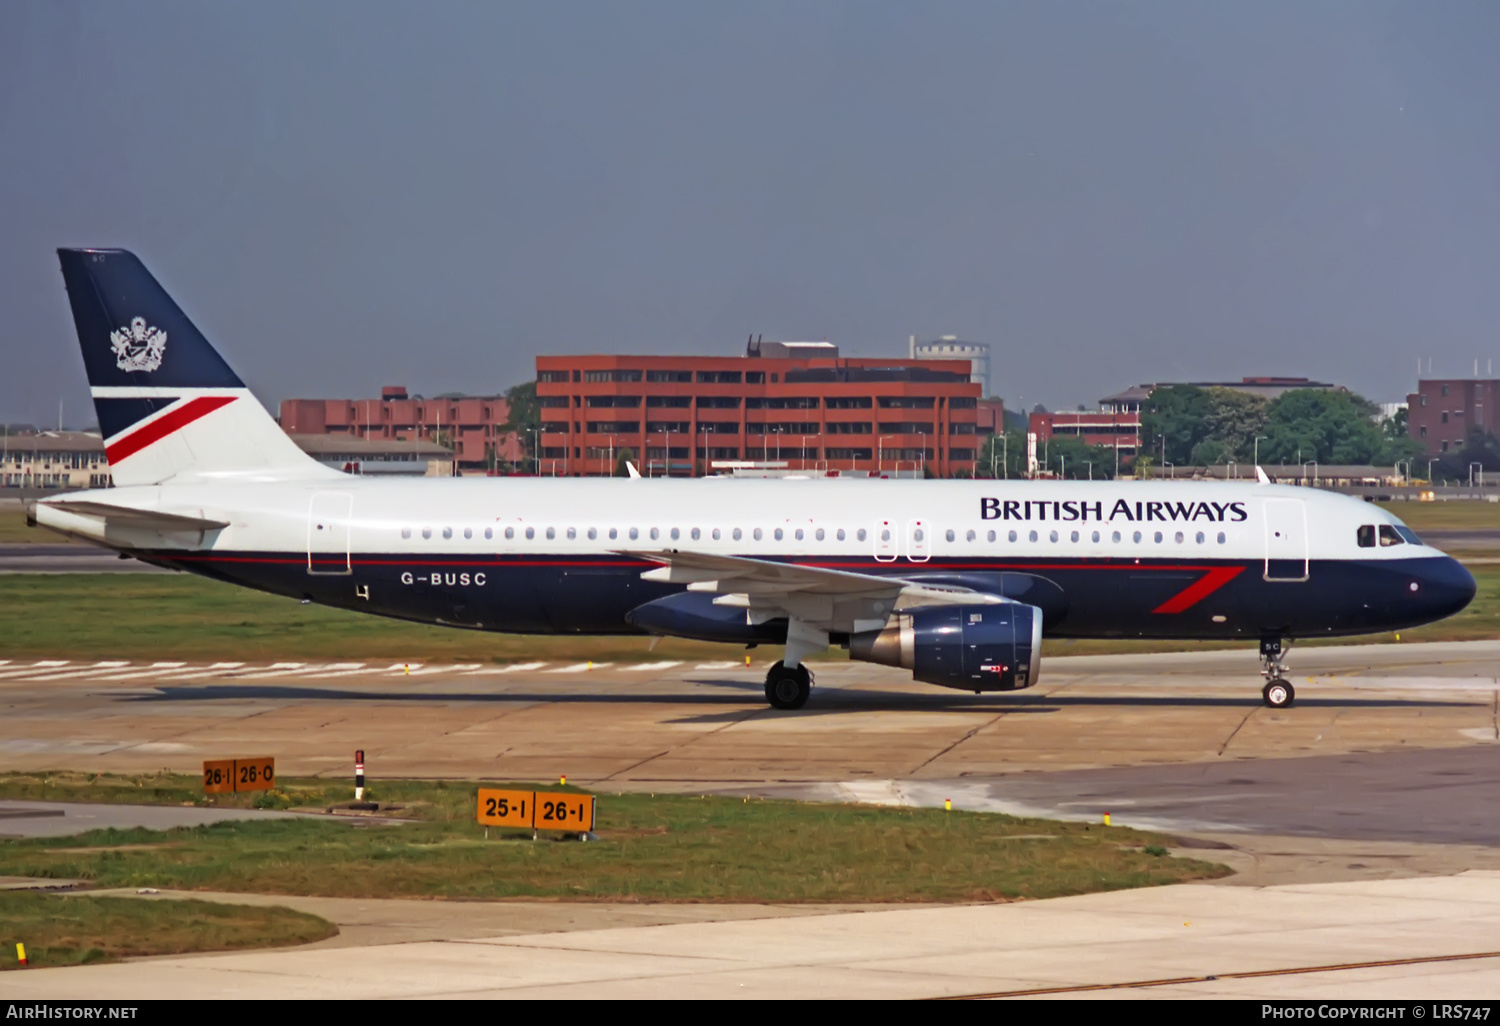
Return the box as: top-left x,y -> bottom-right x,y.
848,602 -> 1042,692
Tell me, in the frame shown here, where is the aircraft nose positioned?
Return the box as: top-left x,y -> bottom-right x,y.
1414,557 -> 1477,621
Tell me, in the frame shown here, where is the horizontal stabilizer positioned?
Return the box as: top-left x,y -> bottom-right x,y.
36,500 -> 229,531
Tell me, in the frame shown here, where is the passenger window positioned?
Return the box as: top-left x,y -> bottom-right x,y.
1090,530 -> 1100,542
1048,530 -> 1058,543
987,530 -> 996,542
588,527 -> 597,540
836,529 -> 846,541
733,528 -> 743,541
1379,525 -> 1404,547
485,527 -> 493,541
1070,530 -> 1079,542
629,527 -> 639,540
546,527 -> 556,540
1174,531 -> 1183,544
505,527 -> 514,540
1008,530 -> 1018,542
1133,531 -> 1142,543
914,528 -> 925,542
880,529 -> 891,542
775,528 -> 784,541
443,527 -> 453,540
650,527 -> 660,540
1217,532 -> 1226,544
712,528 -> 721,541
691,527 -> 700,541
1357,525 -> 1376,548
1195,531 -> 1204,544
753,528 -> 763,541
464,528 -> 473,540
1112,531 -> 1121,543
422,528 -> 432,540
795,529 -> 804,541
670,527 -> 680,541
815,528 -> 825,541
401,528 -> 411,539
946,529 -> 956,542
1029,530 -> 1038,542
857,529 -> 867,542
525,527 -> 535,540
967,530 -> 976,542
567,527 -> 577,540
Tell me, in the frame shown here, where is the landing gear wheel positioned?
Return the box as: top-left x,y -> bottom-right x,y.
1262,679 -> 1295,709
764,660 -> 811,710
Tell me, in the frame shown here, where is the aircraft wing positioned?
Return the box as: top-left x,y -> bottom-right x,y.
34,500 -> 230,532
631,549 -> 1003,633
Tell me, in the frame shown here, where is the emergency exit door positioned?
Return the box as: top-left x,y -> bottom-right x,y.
308,493 -> 353,575
1263,499 -> 1308,582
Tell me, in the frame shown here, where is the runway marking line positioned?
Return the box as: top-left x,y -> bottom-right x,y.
620,661 -> 683,671
462,662 -> 547,675
548,662 -> 613,673
936,949 -> 1500,999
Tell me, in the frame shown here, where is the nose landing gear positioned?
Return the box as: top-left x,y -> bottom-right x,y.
765,660 -> 812,710
1260,636 -> 1295,708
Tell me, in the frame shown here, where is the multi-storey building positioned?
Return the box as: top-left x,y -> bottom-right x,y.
534,345 -> 983,477
1027,408 -> 1141,461
0,432 -> 113,490
1407,379 -> 1500,454
279,387 -> 522,474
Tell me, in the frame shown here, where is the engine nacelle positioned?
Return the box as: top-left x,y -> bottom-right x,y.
848,603 -> 1042,692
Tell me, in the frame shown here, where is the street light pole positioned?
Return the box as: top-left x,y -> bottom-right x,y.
1254,435 -> 1268,470
1002,433 -> 1009,479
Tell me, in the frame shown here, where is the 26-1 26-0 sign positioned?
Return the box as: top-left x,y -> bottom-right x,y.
203,757 -> 275,794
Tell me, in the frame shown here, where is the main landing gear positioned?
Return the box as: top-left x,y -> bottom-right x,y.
765,660 -> 812,711
1259,636 -> 1295,709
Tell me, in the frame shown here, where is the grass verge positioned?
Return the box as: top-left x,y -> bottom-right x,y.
0,892 -> 335,970
0,773 -> 1229,904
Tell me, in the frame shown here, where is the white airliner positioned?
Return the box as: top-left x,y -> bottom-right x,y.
29,249 -> 1476,710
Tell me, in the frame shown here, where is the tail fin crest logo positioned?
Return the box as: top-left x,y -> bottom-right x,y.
110,317 -> 167,373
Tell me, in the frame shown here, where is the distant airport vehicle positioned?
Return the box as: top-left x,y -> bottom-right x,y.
31,250 -> 1476,711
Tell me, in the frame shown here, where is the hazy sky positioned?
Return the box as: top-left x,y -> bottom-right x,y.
3,2 -> 1498,427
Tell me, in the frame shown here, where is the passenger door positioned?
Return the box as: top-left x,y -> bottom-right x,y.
1263,499 -> 1308,582
873,519 -> 897,562
308,492 -> 353,575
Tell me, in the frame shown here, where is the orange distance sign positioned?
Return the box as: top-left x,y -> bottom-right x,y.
202,757 -> 275,794
534,791 -> 596,832
477,788 -> 534,828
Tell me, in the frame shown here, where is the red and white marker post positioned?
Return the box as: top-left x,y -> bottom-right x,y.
355,749 -> 366,800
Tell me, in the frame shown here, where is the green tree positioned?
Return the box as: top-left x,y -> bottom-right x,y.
1258,389 -> 1386,465
501,381 -> 540,472
1197,387 -> 1268,464
613,446 -> 637,478
977,429 -> 1028,479
1139,385 -> 1212,465
1045,435 -> 1116,480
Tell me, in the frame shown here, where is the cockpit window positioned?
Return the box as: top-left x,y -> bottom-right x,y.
1395,526 -> 1423,546
1357,525 -> 1375,548
1378,524 -> 1404,547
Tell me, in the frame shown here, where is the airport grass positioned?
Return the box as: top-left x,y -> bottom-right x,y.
4,568 -> 1500,663
0,773 -> 1229,904
0,891 -> 335,970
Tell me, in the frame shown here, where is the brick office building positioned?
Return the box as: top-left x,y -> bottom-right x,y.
534,343 -> 985,477
1406,379 -> 1500,455
279,387 -> 522,474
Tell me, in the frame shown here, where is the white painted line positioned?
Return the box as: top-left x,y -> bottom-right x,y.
94,661 -> 189,681
461,662 -> 547,675
0,661 -> 70,679
148,662 -> 246,680
618,661 -> 683,671
237,662 -> 368,680
386,663 -> 424,673
401,663 -> 484,677
217,662 -> 308,679
693,661 -> 744,670
547,662 -> 613,674
19,661 -> 132,682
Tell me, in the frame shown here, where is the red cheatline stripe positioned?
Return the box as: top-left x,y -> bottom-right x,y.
105,396 -> 238,464
1152,565 -> 1245,614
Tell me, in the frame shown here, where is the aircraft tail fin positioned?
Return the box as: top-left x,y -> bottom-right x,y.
56,249 -> 332,487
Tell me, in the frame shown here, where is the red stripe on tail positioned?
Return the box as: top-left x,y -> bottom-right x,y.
105,396 -> 237,464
